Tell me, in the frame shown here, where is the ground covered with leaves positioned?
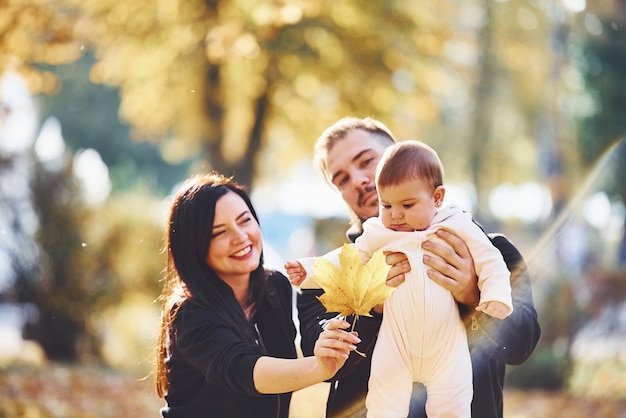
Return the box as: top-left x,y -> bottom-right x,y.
1,363 -> 625,417
0,364 -> 158,418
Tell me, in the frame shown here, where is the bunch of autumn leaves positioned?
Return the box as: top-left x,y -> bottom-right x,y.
312,244 -> 395,356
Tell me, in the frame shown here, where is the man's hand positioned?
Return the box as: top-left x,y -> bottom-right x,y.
422,228 -> 479,309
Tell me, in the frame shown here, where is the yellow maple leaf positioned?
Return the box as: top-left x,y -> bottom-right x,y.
314,244 -> 395,318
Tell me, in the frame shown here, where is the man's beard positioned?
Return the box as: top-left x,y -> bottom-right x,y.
357,184 -> 377,208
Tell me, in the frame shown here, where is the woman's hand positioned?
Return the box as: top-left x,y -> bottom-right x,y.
313,318 -> 360,380
422,228 -> 479,309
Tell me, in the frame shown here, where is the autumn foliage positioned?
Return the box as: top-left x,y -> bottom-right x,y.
313,244 -> 393,318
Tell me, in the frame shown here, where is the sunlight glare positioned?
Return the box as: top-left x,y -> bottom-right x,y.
287,227 -> 316,259
444,182 -> 476,213
607,200 -> 626,242
562,0 -> 586,13
583,192 -> 610,230
253,161 -> 347,218
0,252 -> 12,293
73,148 -> 111,205
34,116 -> 66,167
584,14 -> 603,36
488,182 -> 552,223
0,72 -> 37,155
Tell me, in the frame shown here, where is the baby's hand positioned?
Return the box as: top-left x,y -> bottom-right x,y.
476,301 -> 512,320
284,261 -> 306,286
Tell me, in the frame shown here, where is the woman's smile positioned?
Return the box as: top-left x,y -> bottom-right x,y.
232,245 -> 253,259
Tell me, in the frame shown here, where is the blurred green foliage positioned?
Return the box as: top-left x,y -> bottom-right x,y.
506,276 -> 581,390
20,153 -> 164,370
37,53 -> 195,196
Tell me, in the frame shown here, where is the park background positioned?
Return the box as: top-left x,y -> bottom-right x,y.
1,0 -> 626,416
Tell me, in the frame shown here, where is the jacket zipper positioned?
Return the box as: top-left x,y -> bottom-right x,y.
469,314 -> 501,350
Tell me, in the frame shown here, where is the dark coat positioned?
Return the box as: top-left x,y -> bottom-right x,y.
161,270 -> 300,418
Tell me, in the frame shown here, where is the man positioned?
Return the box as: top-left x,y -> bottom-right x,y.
305,117 -> 541,417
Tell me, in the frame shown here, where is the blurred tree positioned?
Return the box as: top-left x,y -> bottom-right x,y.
576,5 -> 626,263
83,189 -> 166,371
0,0 -> 81,93
6,0 -> 618,202
56,0 -> 459,187
26,157 -> 99,361
3,0 -> 575,195
460,0 -> 575,220
511,2 -> 626,393
37,53 -> 195,196
26,153 -> 165,362
577,7 -> 626,162
467,0 -> 496,220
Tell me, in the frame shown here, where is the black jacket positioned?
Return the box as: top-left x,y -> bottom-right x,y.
298,231 -> 541,418
161,271 -> 300,418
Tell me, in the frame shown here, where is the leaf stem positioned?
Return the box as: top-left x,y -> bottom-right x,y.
351,315 -> 366,357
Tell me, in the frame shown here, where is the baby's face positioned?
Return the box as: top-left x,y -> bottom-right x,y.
378,178 -> 438,232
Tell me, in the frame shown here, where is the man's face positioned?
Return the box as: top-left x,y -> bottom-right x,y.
326,130 -> 388,222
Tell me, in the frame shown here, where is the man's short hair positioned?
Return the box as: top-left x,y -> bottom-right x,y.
314,117 -> 396,184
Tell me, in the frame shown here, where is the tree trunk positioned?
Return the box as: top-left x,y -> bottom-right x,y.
470,0 -> 496,220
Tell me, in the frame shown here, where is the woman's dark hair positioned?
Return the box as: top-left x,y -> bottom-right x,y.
156,172 -> 266,398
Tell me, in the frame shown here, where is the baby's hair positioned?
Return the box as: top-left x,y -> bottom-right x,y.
376,140 -> 444,191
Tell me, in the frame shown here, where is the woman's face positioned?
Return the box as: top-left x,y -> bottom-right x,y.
206,191 -> 262,284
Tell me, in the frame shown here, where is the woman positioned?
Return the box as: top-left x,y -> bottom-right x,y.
155,172 -> 359,418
